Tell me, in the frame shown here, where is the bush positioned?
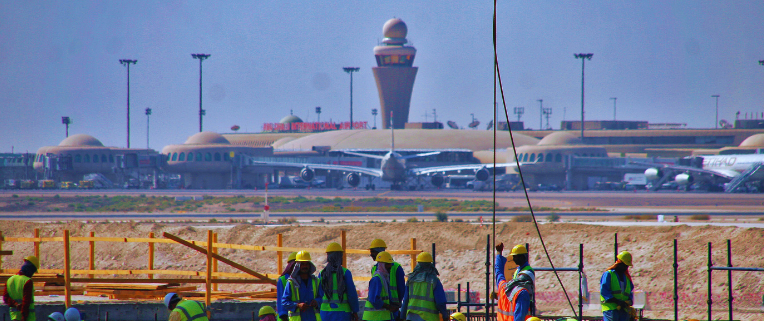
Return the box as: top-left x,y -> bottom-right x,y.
12,194 -> 18,198
209,218 -> 218,223
690,214 -> 710,220
53,194 -> 60,199
624,214 -> 657,220
548,213 -> 560,222
453,218 -> 464,223
511,215 -> 533,222
407,217 -> 419,223
434,210 -> 448,222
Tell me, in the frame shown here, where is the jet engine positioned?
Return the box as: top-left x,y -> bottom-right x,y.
674,173 -> 694,185
345,173 -> 361,187
430,174 -> 444,188
644,168 -> 662,181
475,167 -> 491,181
300,167 -> 315,182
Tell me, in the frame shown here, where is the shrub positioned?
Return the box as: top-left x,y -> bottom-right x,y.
548,213 -> 560,222
209,218 -> 218,223
434,210 -> 448,222
511,215 -> 533,222
12,194 -> 18,198
625,214 -> 657,220
407,217 -> 419,223
690,214 -> 710,220
453,218 -> 464,222
53,194 -> 60,199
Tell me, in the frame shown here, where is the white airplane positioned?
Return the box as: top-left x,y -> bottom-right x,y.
643,153 -> 764,191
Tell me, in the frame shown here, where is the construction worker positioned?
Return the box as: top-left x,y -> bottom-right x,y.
449,312 -> 466,321
369,239 -> 405,320
401,252 -> 448,321
494,243 -> 535,321
260,306 -> 278,321
600,251 -> 635,321
363,251 -> 398,321
282,251 -> 322,321
164,293 -> 209,321
47,312 -> 65,321
319,243 -> 359,321
3,256 -> 39,321
64,307 -> 82,321
279,252 -> 299,321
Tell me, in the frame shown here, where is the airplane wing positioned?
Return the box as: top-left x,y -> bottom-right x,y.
629,161 -> 738,179
251,160 -> 383,177
341,151 -> 385,160
409,162 -> 519,176
399,151 -> 441,160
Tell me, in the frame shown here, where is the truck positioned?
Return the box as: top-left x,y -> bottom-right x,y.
38,180 -> 56,189
78,180 -> 95,189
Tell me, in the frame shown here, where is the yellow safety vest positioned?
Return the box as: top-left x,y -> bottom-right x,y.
172,300 -> 209,321
6,275 -> 35,321
600,270 -> 632,311
287,277 -> 322,321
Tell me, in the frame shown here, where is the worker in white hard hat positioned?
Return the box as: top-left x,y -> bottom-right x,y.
164,292 -> 209,321
401,252 -> 449,321
494,243 -> 535,321
599,251 -> 635,321
3,256 -> 39,321
369,239 -> 405,320
64,307 -> 82,321
278,252 -> 299,321
319,243 -> 359,321
282,251 -> 322,321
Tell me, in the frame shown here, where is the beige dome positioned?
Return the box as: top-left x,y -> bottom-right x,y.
739,133 -> 764,147
184,132 -> 231,145
280,115 -> 303,124
383,18 -> 407,39
537,132 -> 582,146
59,134 -> 104,147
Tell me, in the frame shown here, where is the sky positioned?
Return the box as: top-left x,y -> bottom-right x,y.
2,1 -> 764,153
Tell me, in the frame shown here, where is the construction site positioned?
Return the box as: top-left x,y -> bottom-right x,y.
0,219 -> 762,321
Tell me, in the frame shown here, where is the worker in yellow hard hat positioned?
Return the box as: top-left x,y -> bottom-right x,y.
600,251 -> 635,321
260,306 -> 278,321
363,251 -> 398,321
3,256 -> 39,321
282,251 -> 321,321
401,252 -> 449,321
368,239 -> 405,320
494,243 -> 535,321
319,243 -> 359,321
278,252 -> 299,321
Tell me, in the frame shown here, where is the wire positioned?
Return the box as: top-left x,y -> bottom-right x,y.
492,2 -> 578,317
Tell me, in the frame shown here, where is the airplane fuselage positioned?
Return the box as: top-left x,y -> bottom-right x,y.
702,154 -> 764,173
380,152 -> 407,183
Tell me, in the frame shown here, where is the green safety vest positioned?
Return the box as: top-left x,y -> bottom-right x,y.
363,273 -> 392,321
173,300 -> 209,321
405,280 -> 439,321
600,270 -> 632,311
371,262 -> 401,302
288,277 -> 322,321
320,267 -> 351,312
512,265 -> 535,280
6,275 -> 35,321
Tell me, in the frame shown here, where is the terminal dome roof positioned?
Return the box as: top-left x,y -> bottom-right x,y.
739,133 -> 764,147
537,132 -> 582,146
59,134 -> 104,147
184,132 -> 231,145
280,115 -> 303,124
383,18 -> 407,39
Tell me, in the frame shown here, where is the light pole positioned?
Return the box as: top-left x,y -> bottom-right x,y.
542,107 -> 552,129
513,107 -> 524,122
371,108 -> 378,129
192,53 -> 211,132
610,97 -> 617,121
61,117 -> 71,138
712,95 -> 720,129
145,108 -> 152,149
574,53 -> 593,140
119,59 -> 137,148
315,106 -> 322,123
537,99 -> 543,130
343,67 -> 360,129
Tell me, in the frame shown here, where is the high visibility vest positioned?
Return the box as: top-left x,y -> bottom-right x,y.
6,275 -> 35,321
363,273 -> 392,321
288,277 -> 322,321
172,300 -> 209,321
405,280 -> 440,321
513,265 -> 536,315
497,283 -> 531,321
371,262 -> 401,302
600,270 -> 632,311
320,267 -> 351,312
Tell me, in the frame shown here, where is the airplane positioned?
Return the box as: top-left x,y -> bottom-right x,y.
642,153 -> 764,192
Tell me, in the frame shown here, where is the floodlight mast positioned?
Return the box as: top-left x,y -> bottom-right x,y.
119,59 -> 137,148
574,53 -> 593,140
343,67 -> 360,129
192,53 -> 211,132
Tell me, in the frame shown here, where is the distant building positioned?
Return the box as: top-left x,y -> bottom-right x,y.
373,18 -> 418,129
560,120 -> 648,130
405,122 -> 443,129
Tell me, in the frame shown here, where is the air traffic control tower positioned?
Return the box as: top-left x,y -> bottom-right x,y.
373,18 -> 418,129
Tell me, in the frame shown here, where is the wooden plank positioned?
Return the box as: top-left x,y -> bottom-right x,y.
162,232 -> 276,285
276,234 -> 283,275
148,232 -> 154,280
3,237 -> 64,242
212,233 -> 218,292
63,229 -> 71,308
33,229 -> 39,258
88,232 -> 95,279
410,238 -> 417,271
1,231 -> 4,270
0,251 -> 12,256
341,230 -> 347,267
69,278 -> 272,284
86,283 -> 170,290
205,230 -> 212,308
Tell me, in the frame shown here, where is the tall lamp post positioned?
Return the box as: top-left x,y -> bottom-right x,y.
574,53 -> 593,140
192,53 -> 211,132
513,107 -> 525,122
371,108 -> 378,129
537,99 -> 543,130
119,59 -> 137,148
145,108 -> 152,149
610,97 -> 617,121
542,107 -> 552,130
315,107 -> 322,123
343,67 -> 360,129
712,95 -> 720,129
61,117 -> 71,138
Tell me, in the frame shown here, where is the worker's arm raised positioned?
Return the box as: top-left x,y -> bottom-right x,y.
494,254 -> 507,285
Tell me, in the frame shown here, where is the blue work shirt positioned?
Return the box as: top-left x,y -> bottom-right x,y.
495,254 -> 531,320
277,276 -> 288,317
282,276 -> 324,321
599,270 -> 634,303
400,277 -> 449,321
319,268 -> 360,321
367,275 -> 391,312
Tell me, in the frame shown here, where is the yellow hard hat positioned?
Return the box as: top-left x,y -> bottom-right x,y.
259,306 -> 276,317
370,239 -> 387,249
287,252 -> 298,262
416,252 -> 433,263
326,242 -> 343,253
527,317 -> 542,321
295,251 -> 312,262
24,256 -> 40,270
510,244 -> 528,256
617,251 -> 633,266
450,312 -> 466,321
375,251 -> 393,263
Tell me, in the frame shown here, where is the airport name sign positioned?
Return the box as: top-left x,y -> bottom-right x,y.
262,121 -> 368,132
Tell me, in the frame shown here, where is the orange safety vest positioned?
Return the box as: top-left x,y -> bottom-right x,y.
497,279 -> 531,321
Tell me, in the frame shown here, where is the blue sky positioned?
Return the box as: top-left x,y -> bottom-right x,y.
2,1 -> 764,153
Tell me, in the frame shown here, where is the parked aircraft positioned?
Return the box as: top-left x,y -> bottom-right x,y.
643,153 -> 764,192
